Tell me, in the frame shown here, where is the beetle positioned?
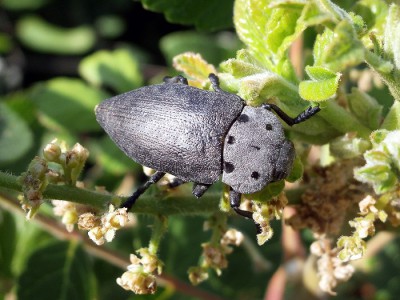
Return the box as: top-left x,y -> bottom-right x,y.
95,73 -> 320,228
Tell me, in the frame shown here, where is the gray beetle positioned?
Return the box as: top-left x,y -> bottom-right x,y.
95,73 -> 320,228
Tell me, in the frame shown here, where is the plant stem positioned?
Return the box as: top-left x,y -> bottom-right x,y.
364,50 -> 400,103
0,171 -> 221,215
319,100 -> 371,139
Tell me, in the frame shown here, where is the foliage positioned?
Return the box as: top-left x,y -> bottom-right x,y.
1,0 -> 400,299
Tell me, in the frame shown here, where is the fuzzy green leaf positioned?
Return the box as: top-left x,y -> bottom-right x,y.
0,103 -> 33,165
313,20 -> 365,72
173,52 -> 217,87
286,155 -> 303,183
299,66 -> 340,101
30,78 -> 109,133
234,0 -> 305,77
384,4 -> 400,70
17,241 -> 95,300
381,101 -> 400,130
17,15 -> 95,55
79,48 -> 143,93
140,0 -> 234,31
238,72 -> 300,106
248,180 -> 285,202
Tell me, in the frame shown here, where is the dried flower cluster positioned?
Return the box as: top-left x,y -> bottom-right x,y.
338,130 -> 400,262
311,237 -> 355,295
18,156 -> 49,219
77,204 -> 130,245
43,139 -> 89,186
188,221 -> 243,285
252,194 -> 288,245
287,160 -> 367,235
116,248 -> 163,294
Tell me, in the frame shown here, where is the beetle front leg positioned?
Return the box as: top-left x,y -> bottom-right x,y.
262,103 -> 320,126
121,171 -> 166,211
229,188 -> 262,233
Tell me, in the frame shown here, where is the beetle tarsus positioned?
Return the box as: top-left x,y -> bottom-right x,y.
163,75 -> 188,85
192,183 -> 211,198
229,188 -> 262,233
168,177 -> 185,189
121,171 -> 166,211
262,103 -> 320,126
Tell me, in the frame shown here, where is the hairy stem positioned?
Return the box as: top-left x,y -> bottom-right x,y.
0,171 -> 221,215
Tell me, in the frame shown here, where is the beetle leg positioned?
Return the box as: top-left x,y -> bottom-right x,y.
192,183 -> 211,198
230,188 -> 262,233
121,171 -> 166,211
262,103 -> 320,126
168,177 -> 186,189
229,188 -> 251,219
208,73 -> 224,93
163,75 -> 188,85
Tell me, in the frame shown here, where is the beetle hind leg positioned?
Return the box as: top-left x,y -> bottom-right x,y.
121,171 -> 166,211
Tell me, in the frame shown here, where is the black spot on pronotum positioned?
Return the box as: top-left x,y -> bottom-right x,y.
237,114 -> 249,123
224,161 -> 235,173
250,145 -> 260,150
266,124 -> 273,130
227,135 -> 235,144
251,171 -> 259,179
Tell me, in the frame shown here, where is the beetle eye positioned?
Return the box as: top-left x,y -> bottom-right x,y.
266,124 -> 273,130
251,171 -> 259,179
224,161 -> 235,173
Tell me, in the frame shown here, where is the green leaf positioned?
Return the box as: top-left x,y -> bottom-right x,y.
383,4 -> 400,70
2,0 -> 47,10
329,135 -> 371,159
348,88 -> 382,130
87,136 -> 140,175
17,241 -> 95,300
299,66 -> 340,101
353,0 -> 388,47
30,78 -> 109,133
79,48 -> 143,93
0,33 -> 13,54
0,210 -> 17,278
94,15 -> 126,39
0,103 -> 33,165
286,155 -> 303,182
160,31 -> 240,66
234,0 -> 302,71
313,20 -> 365,72
238,72 -> 300,106
140,0 -> 234,30
172,52 -> 217,88
381,101 -> 400,130
16,15 -> 95,55
248,180 -> 285,202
